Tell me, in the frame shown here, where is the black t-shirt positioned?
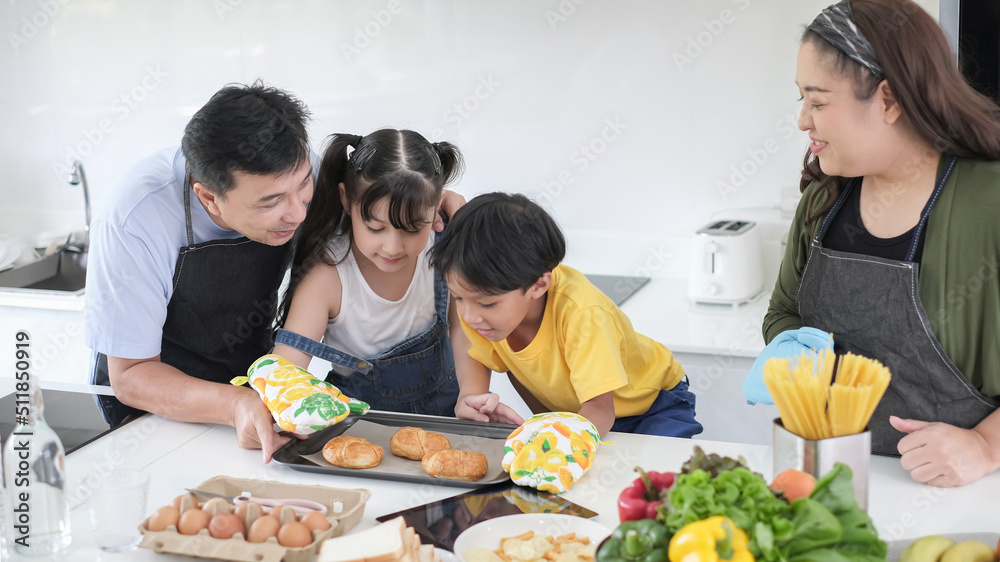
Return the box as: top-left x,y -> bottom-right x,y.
822,182 -> 926,263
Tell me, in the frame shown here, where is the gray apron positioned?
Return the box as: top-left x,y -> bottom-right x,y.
92,171 -> 290,398
798,155 -> 998,456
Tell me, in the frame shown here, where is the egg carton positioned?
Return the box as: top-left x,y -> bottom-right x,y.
139,475 -> 372,562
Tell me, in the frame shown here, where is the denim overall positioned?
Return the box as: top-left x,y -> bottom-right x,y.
274,253 -> 459,416
799,155 -> 998,455
92,171 -> 290,420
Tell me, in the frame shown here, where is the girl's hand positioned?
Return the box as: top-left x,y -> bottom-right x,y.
434,189 -> 467,232
458,393 -> 524,425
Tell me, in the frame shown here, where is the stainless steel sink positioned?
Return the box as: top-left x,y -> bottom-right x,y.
0,250 -> 87,295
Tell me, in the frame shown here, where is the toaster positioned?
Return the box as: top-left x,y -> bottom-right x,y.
687,219 -> 764,305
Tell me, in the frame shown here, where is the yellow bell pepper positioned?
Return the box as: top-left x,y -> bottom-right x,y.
668,516 -> 754,562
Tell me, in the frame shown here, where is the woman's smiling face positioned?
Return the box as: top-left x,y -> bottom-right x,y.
796,40 -> 886,178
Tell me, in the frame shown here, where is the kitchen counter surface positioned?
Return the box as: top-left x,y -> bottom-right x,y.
8,387 -> 997,560
619,276 -> 768,358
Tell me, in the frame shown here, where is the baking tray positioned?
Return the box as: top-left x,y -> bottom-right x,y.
272,411 -> 518,489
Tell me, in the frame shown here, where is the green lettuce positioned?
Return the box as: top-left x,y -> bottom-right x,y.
656,462 -> 887,562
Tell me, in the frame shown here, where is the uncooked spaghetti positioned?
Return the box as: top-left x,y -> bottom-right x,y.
764,348 -> 890,439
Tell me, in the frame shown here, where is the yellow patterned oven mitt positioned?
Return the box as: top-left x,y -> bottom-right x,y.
501,412 -> 600,494
231,354 -> 370,435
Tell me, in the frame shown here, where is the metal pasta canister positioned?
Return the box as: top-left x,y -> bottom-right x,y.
772,418 -> 870,509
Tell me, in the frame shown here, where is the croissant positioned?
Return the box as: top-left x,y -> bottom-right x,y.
323,435 -> 383,469
421,449 -> 488,481
390,427 -> 452,460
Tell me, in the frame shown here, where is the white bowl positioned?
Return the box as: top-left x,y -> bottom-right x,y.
436,547 -> 459,562
452,513 -> 610,561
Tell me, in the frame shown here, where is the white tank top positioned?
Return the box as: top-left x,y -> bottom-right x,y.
323,235 -> 437,359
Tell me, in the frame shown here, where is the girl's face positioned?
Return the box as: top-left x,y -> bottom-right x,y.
349,198 -> 435,275
795,41 -> 889,178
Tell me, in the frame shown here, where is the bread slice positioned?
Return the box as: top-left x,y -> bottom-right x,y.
317,516 -> 407,562
418,543 -> 437,562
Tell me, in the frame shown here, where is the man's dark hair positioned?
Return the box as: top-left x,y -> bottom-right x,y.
429,192 -> 565,295
181,80 -> 311,197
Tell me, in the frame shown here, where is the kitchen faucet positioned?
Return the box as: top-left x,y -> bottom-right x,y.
67,160 -> 92,250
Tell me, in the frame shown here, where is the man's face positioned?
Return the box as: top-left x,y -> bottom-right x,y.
198,158 -> 314,246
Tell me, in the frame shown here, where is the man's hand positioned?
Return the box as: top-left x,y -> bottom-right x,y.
230,389 -> 292,463
457,393 -> 524,425
891,416 -> 999,487
433,190 -> 467,232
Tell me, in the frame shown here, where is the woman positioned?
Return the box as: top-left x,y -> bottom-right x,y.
744,0 -> 1000,487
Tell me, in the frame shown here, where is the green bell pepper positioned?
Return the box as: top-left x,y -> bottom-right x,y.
597,519 -> 670,562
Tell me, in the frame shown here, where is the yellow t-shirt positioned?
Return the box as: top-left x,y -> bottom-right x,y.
461,265 -> 685,417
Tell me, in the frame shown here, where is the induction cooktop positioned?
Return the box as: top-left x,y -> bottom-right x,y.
584,274 -> 650,307
0,388 -> 141,455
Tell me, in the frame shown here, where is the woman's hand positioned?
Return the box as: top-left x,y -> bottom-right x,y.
457,393 -> 524,425
744,327 -> 834,405
891,415 -> 1000,487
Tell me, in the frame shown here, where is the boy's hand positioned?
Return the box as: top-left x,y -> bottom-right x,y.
458,393 -> 524,425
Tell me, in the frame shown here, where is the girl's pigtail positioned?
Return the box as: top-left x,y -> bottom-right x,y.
278,133 -> 355,326
433,141 -> 465,186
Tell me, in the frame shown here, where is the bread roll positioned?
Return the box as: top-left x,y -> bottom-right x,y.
421,449 -> 488,481
322,435 -> 383,469
390,426 -> 452,460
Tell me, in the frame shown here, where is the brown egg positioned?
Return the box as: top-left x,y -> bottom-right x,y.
270,505 -> 297,524
247,515 -> 281,544
277,520 -> 313,548
172,493 -> 199,512
300,510 -> 331,532
235,500 -> 261,522
201,497 -> 231,517
209,512 -> 245,540
147,505 -> 180,532
178,508 -> 211,535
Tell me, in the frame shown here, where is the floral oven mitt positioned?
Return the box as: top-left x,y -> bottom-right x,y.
232,354 -> 370,435
501,412 -> 600,494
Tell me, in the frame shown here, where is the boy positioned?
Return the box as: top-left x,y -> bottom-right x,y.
429,192 -> 702,438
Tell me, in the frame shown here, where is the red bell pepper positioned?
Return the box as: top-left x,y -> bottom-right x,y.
617,467 -> 675,522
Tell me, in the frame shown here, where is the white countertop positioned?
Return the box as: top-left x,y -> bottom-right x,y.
618,277 -> 768,358
5,387 -> 997,560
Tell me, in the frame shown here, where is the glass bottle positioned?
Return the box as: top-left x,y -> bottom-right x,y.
0,461 -> 8,557
3,381 -> 71,555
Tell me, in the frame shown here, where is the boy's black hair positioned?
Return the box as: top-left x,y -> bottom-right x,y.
181,80 -> 311,197
429,192 -> 565,295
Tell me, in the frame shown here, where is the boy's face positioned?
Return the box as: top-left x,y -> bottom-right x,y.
446,273 -> 548,342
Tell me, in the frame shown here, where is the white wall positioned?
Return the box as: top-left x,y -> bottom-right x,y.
0,0 -> 940,245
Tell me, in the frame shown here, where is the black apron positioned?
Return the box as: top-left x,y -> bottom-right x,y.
798,155 -> 998,455
93,172 -> 291,409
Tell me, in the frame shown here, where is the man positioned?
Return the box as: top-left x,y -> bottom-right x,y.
86,82 -> 459,462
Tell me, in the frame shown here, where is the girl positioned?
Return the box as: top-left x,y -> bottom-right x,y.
274,129 -> 464,416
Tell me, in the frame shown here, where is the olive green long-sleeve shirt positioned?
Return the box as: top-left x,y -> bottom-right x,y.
764,157 -> 1000,397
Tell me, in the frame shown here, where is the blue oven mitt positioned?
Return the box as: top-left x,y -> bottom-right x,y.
743,327 -> 834,405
